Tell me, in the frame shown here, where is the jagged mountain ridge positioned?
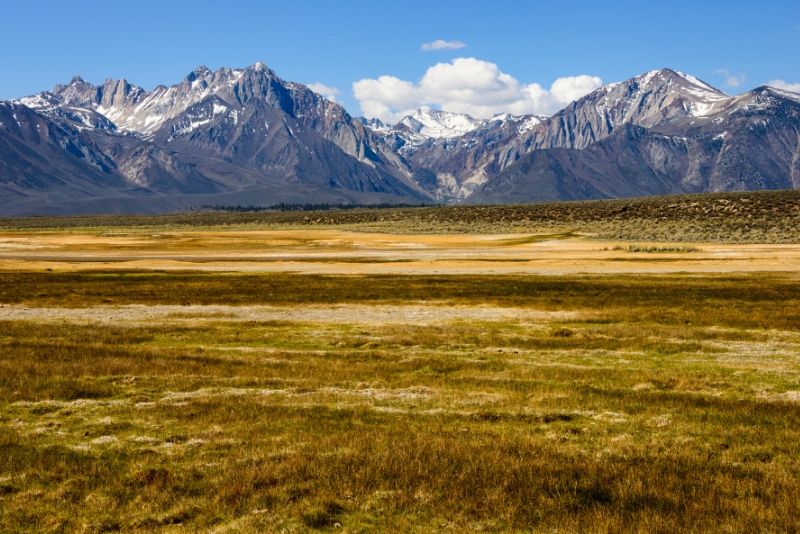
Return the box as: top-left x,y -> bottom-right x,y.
1,65 -> 799,214
24,62 -> 413,175
470,84 -> 800,203
359,69 -> 740,202
361,69 -> 800,204
365,109 -> 547,201
2,63 -> 429,214
499,68 -> 731,165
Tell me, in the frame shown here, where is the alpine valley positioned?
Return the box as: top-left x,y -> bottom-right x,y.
1,63 -> 799,215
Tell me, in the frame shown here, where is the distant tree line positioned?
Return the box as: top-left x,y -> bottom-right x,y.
199,202 -> 435,212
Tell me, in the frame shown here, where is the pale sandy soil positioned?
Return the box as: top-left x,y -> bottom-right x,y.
0,303 -> 578,325
1,229 -> 799,274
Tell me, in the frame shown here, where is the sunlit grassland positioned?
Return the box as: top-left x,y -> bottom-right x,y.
0,272 -> 799,532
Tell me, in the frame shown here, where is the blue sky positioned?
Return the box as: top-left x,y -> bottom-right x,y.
2,0 -> 799,120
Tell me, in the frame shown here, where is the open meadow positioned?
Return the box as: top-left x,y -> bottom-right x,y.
1,191 -> 800,532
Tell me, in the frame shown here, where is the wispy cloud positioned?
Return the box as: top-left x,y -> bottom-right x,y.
421,39 -> 467,52
714,69 -> 746,88
306,82 -> 341,102
767,79 -> 800,93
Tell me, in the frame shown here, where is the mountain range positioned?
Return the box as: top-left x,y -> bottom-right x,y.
1,63 -> 799,215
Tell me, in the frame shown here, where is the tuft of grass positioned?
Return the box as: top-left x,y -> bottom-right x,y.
302,501 -> 345,529
550,327 -> 575,338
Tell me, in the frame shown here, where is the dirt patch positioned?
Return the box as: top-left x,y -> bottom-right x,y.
0,303 -> 578,325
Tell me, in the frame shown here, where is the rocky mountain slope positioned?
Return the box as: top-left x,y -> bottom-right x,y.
366,110 -> 547,201
2,63 -> 427,215
362,69 -> 800,204
1,65 -> 799,214
469,79 -> 800,203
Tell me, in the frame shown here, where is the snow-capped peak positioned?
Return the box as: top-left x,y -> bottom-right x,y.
672,70 -> 724,94
630,69 -> 727,100
32,64 -> 281,136
398,108 -> 484,139
583,68 -> 732,126
490,113 -> 547,134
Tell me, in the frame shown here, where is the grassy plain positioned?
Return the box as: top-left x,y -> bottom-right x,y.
1,189 -> 799,242
1,191 -> 800,532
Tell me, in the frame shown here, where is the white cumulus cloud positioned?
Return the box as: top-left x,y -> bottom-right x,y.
714,69 -> 746,88
549,75 -> 607,105
306,82 -> 341,102
421,39 -> 467,52
352,57 -> 602,123
352,75 -> 421,121
767,79 -> 800,93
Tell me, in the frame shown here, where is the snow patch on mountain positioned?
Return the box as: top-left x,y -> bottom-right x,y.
765,86 -> 800,103
399,108 -> 484,139
32,65 -> 279,136
491,113 -> 546,134
15,93 -> 60,110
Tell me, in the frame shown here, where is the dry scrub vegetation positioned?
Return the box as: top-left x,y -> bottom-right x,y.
1,272 -> 800,532
1,189 -> 799,243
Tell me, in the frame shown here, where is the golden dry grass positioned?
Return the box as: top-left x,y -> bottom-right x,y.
2,229 -> 800,275
1,193 -> 799,531
1,270 -> 799,532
